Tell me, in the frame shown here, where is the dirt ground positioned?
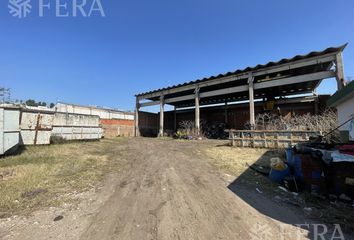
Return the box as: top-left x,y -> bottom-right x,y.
0,138 -> 352,240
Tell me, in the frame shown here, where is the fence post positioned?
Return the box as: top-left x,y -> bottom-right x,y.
290,132 -> 293,147
231,131 -> 235,147
263,132 -> 267,148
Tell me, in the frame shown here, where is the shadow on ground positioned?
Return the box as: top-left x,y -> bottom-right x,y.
226,149 -> 354,239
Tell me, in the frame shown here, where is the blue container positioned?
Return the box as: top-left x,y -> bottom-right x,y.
269,165 -> 290,183
286,148 -> 293,165
293,155 -> 303,181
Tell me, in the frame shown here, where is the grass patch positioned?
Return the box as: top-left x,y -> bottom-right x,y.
204,146 -> 282,177
0,138 -> 127,216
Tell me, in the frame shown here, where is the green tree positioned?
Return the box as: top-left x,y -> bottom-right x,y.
25,99 -> 37,106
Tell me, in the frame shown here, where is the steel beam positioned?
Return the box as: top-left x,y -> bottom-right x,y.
137,54 -> 337,100
139,101 -> 160,107
254,71 -> 335,90
159,71 -> 334,106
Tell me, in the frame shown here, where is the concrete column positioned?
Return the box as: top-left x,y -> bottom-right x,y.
135,97 -> 140,137
313,91 -> 319,115
173,106 -> 177,132
195,87 -> 200,136
248,75 -> 255,130
159,95 -> 164,137
335,52 -> 345,90
224,101 -> 228,125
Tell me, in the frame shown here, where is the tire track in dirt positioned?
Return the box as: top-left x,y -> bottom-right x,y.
80,138 -> 309,240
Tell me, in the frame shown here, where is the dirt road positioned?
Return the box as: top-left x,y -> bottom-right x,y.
1,138 -> 314,240
80,138 -> 307,240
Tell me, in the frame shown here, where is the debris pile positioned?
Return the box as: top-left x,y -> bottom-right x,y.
175,120 -> 228,139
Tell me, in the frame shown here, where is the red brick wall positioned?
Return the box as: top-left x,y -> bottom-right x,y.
100,119 -> 134,138
100,119 -> 134,126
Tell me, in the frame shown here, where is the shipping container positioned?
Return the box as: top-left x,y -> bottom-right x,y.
0,107 -> 20,155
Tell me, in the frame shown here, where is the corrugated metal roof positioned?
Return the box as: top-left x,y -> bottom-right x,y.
136,44 -> 347,97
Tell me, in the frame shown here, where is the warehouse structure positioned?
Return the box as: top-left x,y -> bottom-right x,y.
135,44 -> 347,137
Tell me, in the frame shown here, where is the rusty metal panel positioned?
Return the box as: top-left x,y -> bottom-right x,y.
0,107 -> 20,155
20,131 -> 52,145
20,111 -> 54,145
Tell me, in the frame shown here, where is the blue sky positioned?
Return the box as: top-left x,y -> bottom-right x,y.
1,0 -> 353,111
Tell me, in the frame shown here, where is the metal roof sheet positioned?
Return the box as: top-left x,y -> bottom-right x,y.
136,44 -> 347,97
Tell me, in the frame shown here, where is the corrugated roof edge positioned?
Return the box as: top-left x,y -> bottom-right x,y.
327,80 -> 354,107
136,43 -> 348,97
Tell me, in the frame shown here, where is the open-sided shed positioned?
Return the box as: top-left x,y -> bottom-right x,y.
135,44 -> 347,137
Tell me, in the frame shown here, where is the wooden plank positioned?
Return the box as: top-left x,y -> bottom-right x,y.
263,132 -> 267,148
230,137 -> 308,142
231,132 -> 235,146
227,129 -> 320,134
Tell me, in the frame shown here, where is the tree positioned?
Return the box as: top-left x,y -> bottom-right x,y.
50,103 -> 55,108
25,99 -> 37,106
25,99 -> 51,107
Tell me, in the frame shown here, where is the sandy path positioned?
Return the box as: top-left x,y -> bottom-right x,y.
79,138 -> 307,240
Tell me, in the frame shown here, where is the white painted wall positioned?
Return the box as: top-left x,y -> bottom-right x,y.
0,107 -> 20,154
55,103 -> 134,120
337,96 -> 354,140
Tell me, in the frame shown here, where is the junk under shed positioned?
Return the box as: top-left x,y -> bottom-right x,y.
135,44 -> 347,138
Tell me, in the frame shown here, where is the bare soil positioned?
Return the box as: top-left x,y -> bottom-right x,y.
0,138 -> 352,240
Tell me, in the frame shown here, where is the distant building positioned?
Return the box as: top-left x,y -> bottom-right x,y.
54,102 -> 135,137
328,81 -> 354,143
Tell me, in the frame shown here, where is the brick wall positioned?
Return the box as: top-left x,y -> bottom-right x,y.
100,119 -> 134,138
